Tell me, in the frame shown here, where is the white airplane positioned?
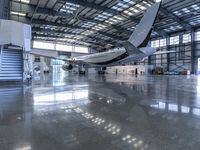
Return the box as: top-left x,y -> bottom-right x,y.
31,2 -> 174,71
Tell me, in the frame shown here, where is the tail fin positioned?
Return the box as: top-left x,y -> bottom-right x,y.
123,2 -> 161,54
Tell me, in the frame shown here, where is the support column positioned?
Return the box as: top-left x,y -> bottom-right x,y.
191,29 -> 196,74
0,0 -> 9,19
148,56 -> 151,65
72,45 -> 75,53
179,33 -> 184,60
166,35 -> 170,71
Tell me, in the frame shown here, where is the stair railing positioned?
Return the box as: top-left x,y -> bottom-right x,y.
23,49 -> 32,81
0,45 -> 3,72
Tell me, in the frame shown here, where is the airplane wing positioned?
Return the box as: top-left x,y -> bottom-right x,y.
30,48 -> 75,62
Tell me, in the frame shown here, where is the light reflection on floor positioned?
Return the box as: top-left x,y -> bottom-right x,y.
1,74 -> 200,149
150,99 -> 200,116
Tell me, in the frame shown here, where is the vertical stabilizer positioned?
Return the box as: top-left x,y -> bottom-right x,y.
123,2 -> 161,54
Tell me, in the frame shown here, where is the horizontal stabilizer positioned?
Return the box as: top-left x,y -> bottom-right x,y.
152,50 -> 176,55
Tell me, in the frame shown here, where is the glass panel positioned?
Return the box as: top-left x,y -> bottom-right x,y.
151,40 -> 159,48
56,44 -> 72,52
183,33 -> 191,43
159,39 -> 166,47
195,31 -> 200,41
170,36 -> 179,45
75,46 -> 89,53
33,41 -> 54,50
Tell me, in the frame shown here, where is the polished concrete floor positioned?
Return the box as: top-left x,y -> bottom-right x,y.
1,73 -> 200,150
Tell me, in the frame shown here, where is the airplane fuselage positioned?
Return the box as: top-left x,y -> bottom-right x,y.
72,47 -> 156,67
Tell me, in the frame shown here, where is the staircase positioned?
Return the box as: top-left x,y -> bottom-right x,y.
0,48 -> 23,81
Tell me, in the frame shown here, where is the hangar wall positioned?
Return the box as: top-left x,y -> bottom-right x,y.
148,29 -> 200,74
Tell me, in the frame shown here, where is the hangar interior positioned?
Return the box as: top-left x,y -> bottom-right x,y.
3,0 -> 200,76
1,0 -> 200,150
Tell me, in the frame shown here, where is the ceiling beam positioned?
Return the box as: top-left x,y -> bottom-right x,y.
31,19 -> 124,40
160,7 -> 193,31
32,27 -> 110,46
59,0 -> 120,15
60,0 -> 168,36
33,34 -> 114,50
32,27 -> 120,47
33,35 -> 95,48
10,1 -> 131,35
10,13 -> 123,41
10,0 -> 167,38
10,1 -> 74,19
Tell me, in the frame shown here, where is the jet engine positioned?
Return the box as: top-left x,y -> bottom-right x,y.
102,67 -> 107,70
62,63 -> 73,71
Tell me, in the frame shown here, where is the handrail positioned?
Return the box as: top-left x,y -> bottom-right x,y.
23,50 -> 32,81
0,45 -> 3,72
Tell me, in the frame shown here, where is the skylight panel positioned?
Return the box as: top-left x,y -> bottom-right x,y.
65,2 -> 80,7
116,7 -> 123,11
72,29 -> 84,34
102,12 -> 113,17
142,1 -> 151,7
81,22 -> 96,28
113,15 -> 124,20
135,4 -> 147,10
10,11 -> 26,16
169,26 -> 176,30
82,30 -> 95,36
17,0 -> 30,3
74,35 -> 84,39
65,35 -> 73,38
104,14 -> 125,25
60,9 -> 74,14
123,6 -> 139,16
123,0 -> 131,2
60,2 -> 80,14
117,2 -> 124,6
94,12 -> 113,21
182,8 -> 190,13
65,6 -> 77,11
123,0 -> 135,4
43,26 -> 56,30
164,29 -> 170,32
173,11 -> 182,16
112,2 -> 128,11
175,25 -> 182,29
190,21 -> 196,25
105,20 -> 114,24
128,26 -> 135,31
122,4 -> 129,8
124,11 -> 133,16
130,7 -> 139,13
91,24 -> 107,31
191,4 -> 200,10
